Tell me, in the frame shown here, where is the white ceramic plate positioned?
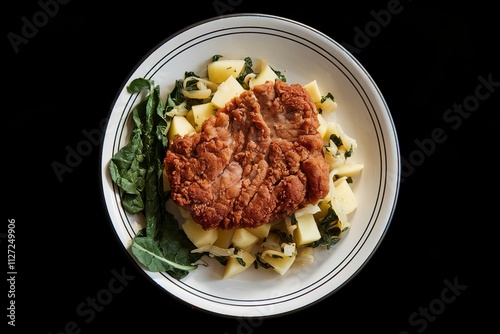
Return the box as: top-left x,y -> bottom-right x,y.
101,13 -> 400,317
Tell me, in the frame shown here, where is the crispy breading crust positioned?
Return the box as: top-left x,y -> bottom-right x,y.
164,80 -> 329,230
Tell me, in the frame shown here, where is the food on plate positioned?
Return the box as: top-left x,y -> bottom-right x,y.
164,80 -> 330,231
108,55 -> 363,280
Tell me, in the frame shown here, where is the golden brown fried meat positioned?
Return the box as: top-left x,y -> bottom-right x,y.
164,80 -> 329,230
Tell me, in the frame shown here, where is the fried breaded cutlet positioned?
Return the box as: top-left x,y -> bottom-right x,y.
164,80 -> 329,230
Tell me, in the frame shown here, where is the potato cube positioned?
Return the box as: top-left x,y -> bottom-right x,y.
208,59 -> 246,84
320,97 -> 337,114
222,250 -> 255,279
294,213 -> 321,246
211,75 -> 245,108
245,223 -> 272,241
182,218 -> 218,248
185,109 -> 195,128
317,113 -> 328,140
333,177 -> 358,215
303,80 -> 322,103
190,102 -> 216,131
335,162 -> 364,177
249,64 -> 278,89
213,228 -> 235,249
263,254 -> 296,276
231,228 -> 259,252
168,115 -> 195,143
263,231 -> 281,245
324,121 -> 340,142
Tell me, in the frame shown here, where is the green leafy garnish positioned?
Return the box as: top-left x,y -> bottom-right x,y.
311,204 -> 342,249
109,78 -> 201,280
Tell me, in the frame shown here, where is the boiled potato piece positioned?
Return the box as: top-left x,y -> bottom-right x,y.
185,109 -> 195,128
222,250 -> 255,279
262,253 -> 296,276
324,122 -> 339,142
211,75 -> 245,108
319,97 -> 337,114
208,59 -> 246,84
294,213 -> 321,246
317,113 -> 328,139
168,115 -> 195,142
190,102 -> 216,131
249,64 -> 278,89
213,228 -> 235,249
333,177 -> 358,215
245,222 -> 272,241
335,162 -> 364,177
303,80 -> 322,103
263,231 -> 281,245
231,228 -> 259,252
182,218 -> 218,248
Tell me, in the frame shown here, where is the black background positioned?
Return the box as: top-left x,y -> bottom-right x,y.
4,1 -> 497,333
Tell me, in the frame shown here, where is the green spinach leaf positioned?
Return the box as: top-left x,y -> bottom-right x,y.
109,77 -> 200,280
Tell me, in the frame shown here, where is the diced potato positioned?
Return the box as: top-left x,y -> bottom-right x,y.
263,231 -> 281,245
294,213 -> 321,246
262,253 -> 296,276
182,218 -> 218,248
249,64 -> 278,89
231,228 -> 259,252
168,115 -> 195,143
208,59 -> 246,84
185,109 -> 195,127
317,113 -> 328,140
303,80 -> 322,103
320,97 -> 338,114
211,75 -> 245,108
213,228 -> 235,249
222,250 -> 255,279
335,162 -> 364,177
190,102 -> 216,131
324,121 -> 340,142
333,177 -> 358,215
245,223 -> 272,241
